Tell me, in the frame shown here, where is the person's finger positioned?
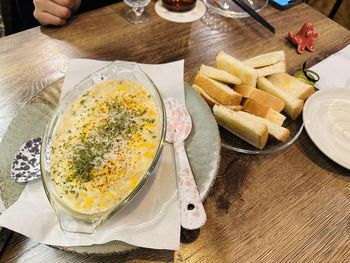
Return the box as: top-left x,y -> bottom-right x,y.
51,0 -> 79,10
34,0 -> 72,19
33,10 -> 67,26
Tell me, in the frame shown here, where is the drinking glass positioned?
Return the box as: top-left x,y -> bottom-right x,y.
162,0 -> 197,12
123,0 -> 151,24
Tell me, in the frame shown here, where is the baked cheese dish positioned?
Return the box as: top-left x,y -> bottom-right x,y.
51,80 -> 160,214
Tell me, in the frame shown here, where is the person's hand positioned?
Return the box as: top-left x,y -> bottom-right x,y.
33,0 -> 82,26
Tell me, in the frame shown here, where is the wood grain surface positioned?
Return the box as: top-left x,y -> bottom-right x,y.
0,2 -> 350,262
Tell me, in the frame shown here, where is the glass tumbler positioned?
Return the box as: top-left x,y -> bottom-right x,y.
162,0 -> 197,12
124,0 -> 152,24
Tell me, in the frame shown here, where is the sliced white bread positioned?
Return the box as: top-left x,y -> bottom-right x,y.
243,99 -> 286,126
216,51 -> 257,87
213,105 -> 268,149
265,109 -> 286,126
192,84 -> 217,108
225,105 -> 243,111
244,50 -> 286,68
249,89 -> 285,113
256,61 -> 286,77
233,84 -> 255,98
267,72 -> 315,100
234,84 -> 285,112
194,73 -> 242,105
240,111 -> 290,142
192,84 -> 243,111
257,77 -> 303,120
199,64 -> 241,85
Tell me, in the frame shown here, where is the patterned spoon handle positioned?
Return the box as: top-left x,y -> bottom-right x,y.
173,139 -> 207,230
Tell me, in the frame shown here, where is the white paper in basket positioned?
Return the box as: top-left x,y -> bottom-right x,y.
0,59 -> 185,250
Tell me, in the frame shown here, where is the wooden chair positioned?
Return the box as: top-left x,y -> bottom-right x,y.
304,0 -> 344,19
329,0 -> 344,19
0,0 -> 25,35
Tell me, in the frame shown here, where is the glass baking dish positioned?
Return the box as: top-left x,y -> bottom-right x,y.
41,61 -> 166,234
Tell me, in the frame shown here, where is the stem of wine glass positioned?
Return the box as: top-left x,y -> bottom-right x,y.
132,7 -> 144,17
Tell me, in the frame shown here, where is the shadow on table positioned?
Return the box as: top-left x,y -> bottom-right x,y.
92,248 -> 175,262
181,227 -> 200,244
78,228 -> 200,262
46,247 -> 175,263
210,147 -> 259,213
297,130 -> 350,177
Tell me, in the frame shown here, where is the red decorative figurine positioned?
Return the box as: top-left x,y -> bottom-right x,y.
288,22 -> 319,54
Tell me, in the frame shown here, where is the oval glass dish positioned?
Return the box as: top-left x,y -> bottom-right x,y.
40,61 -> 166,234
203,0 -> 268,18
221,115 -> 304,154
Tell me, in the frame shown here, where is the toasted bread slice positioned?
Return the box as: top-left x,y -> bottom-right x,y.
264,108 -> 286,126
192,84 -> 217,108
216,51 -> 257,87
249,89 -> 285,113
194,74 -> 242,105
234,84 -> 285,112
241,111 -> 290,142
257,77 -> 303,120
243,99 -> 286,126
256,61 -> 286,77
213,105 -> 268,149
267,72 -> 315,100
192,84 -> 243,111
199,65 -> 241,85
244,50 -> 286,68
233,84 -> 255,98
225,105 -> 243,111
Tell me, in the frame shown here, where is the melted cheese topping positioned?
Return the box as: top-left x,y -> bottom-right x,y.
51,80 -> 160,214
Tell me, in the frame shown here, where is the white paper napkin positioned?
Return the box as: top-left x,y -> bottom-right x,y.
0,59 -> 185,250
310,44 -> 350,90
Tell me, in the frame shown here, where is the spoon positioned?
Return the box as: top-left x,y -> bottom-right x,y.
11,137 -> 42,183
164,97 -> 207,230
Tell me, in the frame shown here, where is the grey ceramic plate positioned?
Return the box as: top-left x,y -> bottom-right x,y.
0,79 -> 220,255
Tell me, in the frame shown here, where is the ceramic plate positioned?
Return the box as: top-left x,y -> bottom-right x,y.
0,80 -> 220,254
303,88 -> 350,169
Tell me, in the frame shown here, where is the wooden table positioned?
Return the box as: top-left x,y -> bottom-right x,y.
1,2 -> 350,262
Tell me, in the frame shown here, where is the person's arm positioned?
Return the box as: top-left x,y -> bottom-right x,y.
16,0 -> 117,30
33,0 -> 81,26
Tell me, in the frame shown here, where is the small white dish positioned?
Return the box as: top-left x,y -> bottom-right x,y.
303,88 -> 350,169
